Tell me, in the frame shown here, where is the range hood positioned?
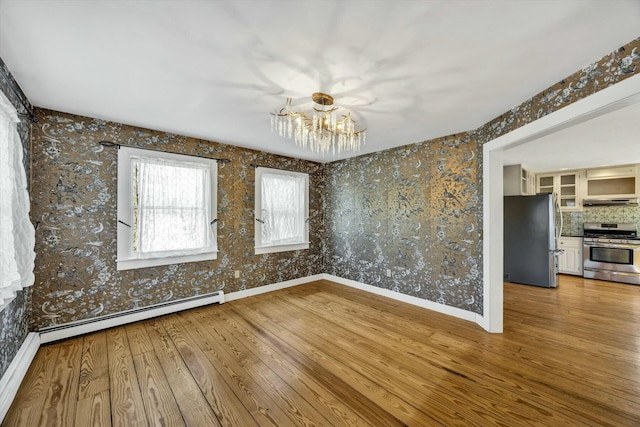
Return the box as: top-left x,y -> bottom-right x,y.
583,198 -> 639,207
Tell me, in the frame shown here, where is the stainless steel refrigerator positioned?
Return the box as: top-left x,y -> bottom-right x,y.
504,194 -> 559,288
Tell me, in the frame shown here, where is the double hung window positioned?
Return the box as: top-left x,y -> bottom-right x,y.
255,167 -> 309,254
117,147 -> 218,270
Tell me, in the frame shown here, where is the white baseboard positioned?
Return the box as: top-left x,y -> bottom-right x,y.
225,274 -> 324,302
39,275 -> 326,343
321,274 -> 481,325
474,314 -> 490,331
1,272 -> 487,422
1,275 -> 321,420
39,291 -> 225,344
0,332 -> 40,424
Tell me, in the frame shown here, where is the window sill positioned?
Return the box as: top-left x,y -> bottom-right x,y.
117,251 -> 218,271
255,242 -> 309,255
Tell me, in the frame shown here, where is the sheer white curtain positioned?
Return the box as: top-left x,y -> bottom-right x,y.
260,172 -> 306,245
0,91 -> 35,312
133,157 -> 215,258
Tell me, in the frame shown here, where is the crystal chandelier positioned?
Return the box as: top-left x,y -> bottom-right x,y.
270,92 -> 366,155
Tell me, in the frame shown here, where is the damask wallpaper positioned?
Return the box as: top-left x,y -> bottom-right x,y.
0,57 -> 33,380
29,110 -> 324,329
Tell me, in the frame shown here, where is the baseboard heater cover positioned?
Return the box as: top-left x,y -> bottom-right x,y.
38,290 -> 224,343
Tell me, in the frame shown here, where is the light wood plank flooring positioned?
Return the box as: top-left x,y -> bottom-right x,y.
4,276 -> 640,426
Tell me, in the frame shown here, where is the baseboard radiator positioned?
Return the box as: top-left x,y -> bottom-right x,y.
38,290 -> 224,343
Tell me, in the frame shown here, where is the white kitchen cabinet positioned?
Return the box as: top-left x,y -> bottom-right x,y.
585,164 -> 638,198
558,237 -> 583,276
537,172 -> 581,211
526,168 -> 537,195
504,164 -> 536,196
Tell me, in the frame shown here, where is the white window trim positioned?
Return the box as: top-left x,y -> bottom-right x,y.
255,167 -> 309,255
117,147 -> 218,270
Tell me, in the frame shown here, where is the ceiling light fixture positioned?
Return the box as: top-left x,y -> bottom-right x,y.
270,92 -> 366,155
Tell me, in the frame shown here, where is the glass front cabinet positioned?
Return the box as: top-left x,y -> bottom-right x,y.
537,172 -> 581,211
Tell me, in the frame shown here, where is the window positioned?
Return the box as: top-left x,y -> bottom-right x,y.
0,92 -> 35,312
255,167 -> 309,254
117,147 -> 217,270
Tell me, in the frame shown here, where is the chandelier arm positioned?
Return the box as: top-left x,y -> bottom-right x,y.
270,92 -> 366,154
312,106 -> 339,114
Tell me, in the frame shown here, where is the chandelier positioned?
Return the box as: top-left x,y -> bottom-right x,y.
270,92 -> 366,155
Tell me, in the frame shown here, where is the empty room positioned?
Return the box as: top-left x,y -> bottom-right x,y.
1,1 -> 640,425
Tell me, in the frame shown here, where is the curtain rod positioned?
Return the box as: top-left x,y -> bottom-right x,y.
0,68 -> 37,123
99,141 -> 231,163
250,163 -> 317,175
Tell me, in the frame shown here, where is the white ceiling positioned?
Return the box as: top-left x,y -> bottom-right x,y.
1,0 -> 639,163
503,97 -> 640,173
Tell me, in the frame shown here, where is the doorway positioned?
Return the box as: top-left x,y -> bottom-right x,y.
480,73 -> 640,333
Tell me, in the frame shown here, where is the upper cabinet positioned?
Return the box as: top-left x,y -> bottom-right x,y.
585,165 -> 639,198
536,171 -> 581,211
531,164 -> 639,211
504,164 -> 536,196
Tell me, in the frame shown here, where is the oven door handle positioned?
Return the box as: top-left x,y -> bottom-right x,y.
584,242 -> 640,250
605,270 -> 635,276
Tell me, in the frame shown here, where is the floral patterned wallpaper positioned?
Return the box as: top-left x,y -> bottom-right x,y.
324,36 -> 640,314
480,39 -> 640,141
0,57 -> 33,380
324,134 -> 483,313
29,109 -> 324,328
3,35 -> 639,371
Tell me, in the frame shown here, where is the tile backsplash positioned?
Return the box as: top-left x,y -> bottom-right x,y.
562,206 -> 640,235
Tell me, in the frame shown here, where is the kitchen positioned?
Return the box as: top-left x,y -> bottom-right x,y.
502,100 -> 640,289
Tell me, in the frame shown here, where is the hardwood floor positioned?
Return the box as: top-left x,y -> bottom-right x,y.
4,276 -> 640,426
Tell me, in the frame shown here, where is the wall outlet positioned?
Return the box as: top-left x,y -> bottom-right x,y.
234,270 -> 240,279
386,269 -> 392,277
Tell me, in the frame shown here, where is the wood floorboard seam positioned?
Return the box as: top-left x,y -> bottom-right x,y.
238,299 -> 453,426
210,308 -> 400,425
5,277 -> 640,426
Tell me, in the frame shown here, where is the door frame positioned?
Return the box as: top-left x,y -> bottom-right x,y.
480,73 -> 640,333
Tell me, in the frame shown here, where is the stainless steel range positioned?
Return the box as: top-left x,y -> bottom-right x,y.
583,222 -> 640,285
